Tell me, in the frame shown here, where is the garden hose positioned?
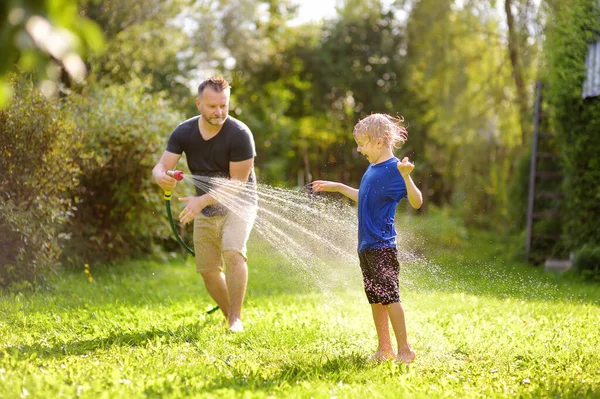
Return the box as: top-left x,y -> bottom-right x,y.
164,189 -> 195,256
165,170 -> 220,315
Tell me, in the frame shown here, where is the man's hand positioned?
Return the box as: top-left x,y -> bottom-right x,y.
155,171 -> 178,192
178,196 -> 206,224
397,157 -> 415,177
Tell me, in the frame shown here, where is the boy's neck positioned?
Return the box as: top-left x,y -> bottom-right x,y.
372,149 -> 395,165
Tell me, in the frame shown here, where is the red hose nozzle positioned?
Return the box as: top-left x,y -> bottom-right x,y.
166,170 -> 184,181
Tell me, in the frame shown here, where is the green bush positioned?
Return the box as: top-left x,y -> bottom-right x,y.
572,244 -> 600,281
545,0 -> 600,250
62,82 -> 184,266
0,74 -> 83,287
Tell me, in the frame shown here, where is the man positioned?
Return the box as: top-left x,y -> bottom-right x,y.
152,77 -> 257,332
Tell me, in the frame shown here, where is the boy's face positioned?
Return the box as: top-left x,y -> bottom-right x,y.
355,134 -> 383,163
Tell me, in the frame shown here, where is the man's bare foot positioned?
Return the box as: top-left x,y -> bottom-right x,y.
395,346 -> 416,365
367,349 -> 395,362
227,318 -> 244,333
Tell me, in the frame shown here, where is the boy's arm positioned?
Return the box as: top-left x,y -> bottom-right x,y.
403,175 -> 423,209
397,157 -> 423,209
312,180 -> 359,202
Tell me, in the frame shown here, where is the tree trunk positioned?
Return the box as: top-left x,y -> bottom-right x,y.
505,0 -> 529,145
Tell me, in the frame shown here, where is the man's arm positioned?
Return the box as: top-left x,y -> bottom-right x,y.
178,158 -> 254,224
197,158 -> 254,207
229,158 -> 254,182
312,180 -> 359,202
153,151 -> 182,191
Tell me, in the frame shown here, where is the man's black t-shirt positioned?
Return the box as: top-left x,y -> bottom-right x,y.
166,115 -> 257,216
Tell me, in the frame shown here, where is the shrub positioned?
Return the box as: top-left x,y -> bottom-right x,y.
0,74 -> 83,287
61,82 -> 184,265
572,244 -> 600,281
545,0 -> 600,250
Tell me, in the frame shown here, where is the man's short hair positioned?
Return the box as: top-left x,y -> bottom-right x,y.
198,77 -> 231,97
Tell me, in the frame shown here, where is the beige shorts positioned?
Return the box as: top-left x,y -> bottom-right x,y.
193,206 -> 256,273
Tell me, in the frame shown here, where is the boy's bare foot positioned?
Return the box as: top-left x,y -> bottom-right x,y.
395,346 -> 416,365
227,319 -> 244,333
367,349 -> 395,362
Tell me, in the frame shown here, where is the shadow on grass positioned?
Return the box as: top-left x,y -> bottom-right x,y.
197,353 -> 385,393
0,319 -> 219,361
197,369 -> 598,399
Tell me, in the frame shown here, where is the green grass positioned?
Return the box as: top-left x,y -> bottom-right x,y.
1,213 -> 600,398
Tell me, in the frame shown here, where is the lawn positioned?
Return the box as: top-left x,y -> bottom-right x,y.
1,212 -> 599,398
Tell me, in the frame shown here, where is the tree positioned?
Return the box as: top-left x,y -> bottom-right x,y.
502,0 -> 545,145
80,0 -> 196,109
0,0 -> 104,107
404,0 -> 538,225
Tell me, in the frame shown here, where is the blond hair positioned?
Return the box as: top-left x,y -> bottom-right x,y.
353,113 -> 408,148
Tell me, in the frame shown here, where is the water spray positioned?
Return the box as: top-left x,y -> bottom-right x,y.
163,170 -> 219,315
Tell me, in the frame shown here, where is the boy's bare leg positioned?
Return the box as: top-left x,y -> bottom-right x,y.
369,303 -> 395,361
223,250 -> 248,332
387,302 -> 416,365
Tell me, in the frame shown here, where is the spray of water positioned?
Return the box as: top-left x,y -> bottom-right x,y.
179,175 -> 462,297
182,174 -> 361,293
176,174 -> 568,304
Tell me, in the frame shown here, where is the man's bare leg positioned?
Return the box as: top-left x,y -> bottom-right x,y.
223,250 -> 248,332
200,269 -> 230,320
387,302 -> 416,365
369,303 -> 395,361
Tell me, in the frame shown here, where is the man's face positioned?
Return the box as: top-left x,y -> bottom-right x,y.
197,87 -> 230,126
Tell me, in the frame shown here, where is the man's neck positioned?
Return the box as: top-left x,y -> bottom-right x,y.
198,116 -> 224,138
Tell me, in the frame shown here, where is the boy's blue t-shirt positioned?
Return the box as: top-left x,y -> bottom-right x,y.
357,157 -> 407,252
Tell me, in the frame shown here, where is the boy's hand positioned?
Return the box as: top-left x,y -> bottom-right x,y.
397,157 -> 415,177
311,180 -> 339,193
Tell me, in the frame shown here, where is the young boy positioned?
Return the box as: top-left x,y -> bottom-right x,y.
312,113 -> 423,365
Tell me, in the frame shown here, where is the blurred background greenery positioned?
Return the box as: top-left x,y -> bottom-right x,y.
1,0 -> 599,286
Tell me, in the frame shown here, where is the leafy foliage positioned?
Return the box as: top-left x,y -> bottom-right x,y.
62,82 -> 184,265
406,0 -> 535,225
0,75 -> 83,286
0,0 -> 104,107
572,244 -> 600,281
82,0 -> 193,109
1,0 -> 574,273
545,0 -> 600,250
229,1 -> 421,186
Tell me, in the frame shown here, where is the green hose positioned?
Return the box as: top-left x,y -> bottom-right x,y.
164,190 -> 219,315
164,190 -> 195,256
